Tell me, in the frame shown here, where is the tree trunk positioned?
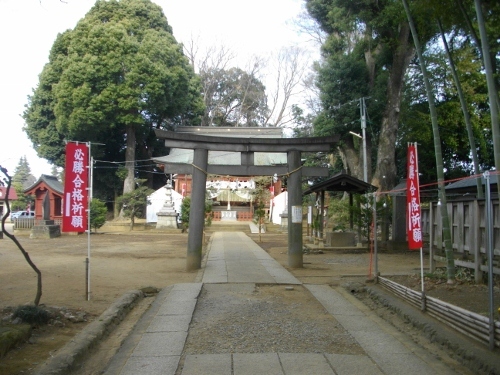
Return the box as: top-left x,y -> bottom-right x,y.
340,138 -> 361,178
113,189 -> 119,219
123,124 -> 136,195
341,135 -> 372,181
372,23 -> 414,192
130,208 -> 135,231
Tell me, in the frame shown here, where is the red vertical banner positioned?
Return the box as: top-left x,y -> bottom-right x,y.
63,142 -> 89,233
407,143 -> 422,249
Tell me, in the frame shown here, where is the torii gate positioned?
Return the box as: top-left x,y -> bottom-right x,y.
154,129 -> 338,271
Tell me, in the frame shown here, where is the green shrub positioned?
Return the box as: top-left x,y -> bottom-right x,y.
13,305 -> 51,326
90,198 -> 107,232
179,196 -> 213,229
328,197 -> 350,231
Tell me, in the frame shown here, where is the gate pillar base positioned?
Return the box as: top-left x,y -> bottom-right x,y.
186,254 -> 201,271
288,252 -> 303,268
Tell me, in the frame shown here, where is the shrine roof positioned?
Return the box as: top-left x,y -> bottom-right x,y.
303,170 -> 376,195
445,174 -> 497,193
156,126 -> 289,165
24,174 -> 63,195
154,149 -> 287,166
0,186 -> 18,200
173,126 -> 283,138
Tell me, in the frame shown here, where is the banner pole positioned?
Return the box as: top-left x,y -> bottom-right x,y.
420,246 -> 426,310
415,143 -> 426,310
87,146 -> 92,301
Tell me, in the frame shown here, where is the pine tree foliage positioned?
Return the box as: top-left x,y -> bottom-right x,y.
11,157 -> 36,212
117,179 -> 154,230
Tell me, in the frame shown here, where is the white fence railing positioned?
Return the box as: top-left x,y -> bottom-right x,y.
13,218 -> 63,230
13,218 -> 35,230
378,276 -> 500,348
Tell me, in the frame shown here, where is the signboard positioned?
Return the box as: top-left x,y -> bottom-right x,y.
63,142 -> 89,232
406,143 -> 422,249
292,205 -> 302,223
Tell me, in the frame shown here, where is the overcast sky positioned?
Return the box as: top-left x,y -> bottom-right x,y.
0,0 -> 312,179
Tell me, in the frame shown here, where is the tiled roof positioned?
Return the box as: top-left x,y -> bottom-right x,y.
303,170 -> 376,195
445,174 -> 497,190
24,174 -> 63,194
155,149 -> 287,165
156,126 -> 288,166
0,186 -> 18,200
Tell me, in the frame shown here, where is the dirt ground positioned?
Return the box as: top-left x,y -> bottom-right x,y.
0,225 -> 498,374
0,229 -> 196,375
256,235 -> 500,318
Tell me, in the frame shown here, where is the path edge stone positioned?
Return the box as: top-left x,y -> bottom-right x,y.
33,289 -> 144,375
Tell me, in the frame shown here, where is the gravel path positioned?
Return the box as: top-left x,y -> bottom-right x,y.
181,283 -> 363,355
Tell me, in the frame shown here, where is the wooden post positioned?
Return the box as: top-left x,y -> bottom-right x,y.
473,199 -> 482,283
320,190 -> 325,241
429,203 -> 435,273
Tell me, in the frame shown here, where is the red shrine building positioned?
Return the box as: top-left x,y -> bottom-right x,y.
156,127 -> 285,221
24,174 -> 64,224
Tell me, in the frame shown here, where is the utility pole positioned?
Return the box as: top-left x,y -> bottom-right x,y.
360,97 -> 368,182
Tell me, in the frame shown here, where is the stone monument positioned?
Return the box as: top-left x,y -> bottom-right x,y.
30,191 -> 61,239
156,180 -> 178,229
280,193 -> 288,232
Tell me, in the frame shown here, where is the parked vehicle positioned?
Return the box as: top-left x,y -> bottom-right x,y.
10,211 -> 22,222
11,211 -> 34,222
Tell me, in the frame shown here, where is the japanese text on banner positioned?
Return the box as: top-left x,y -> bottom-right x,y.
407,143 -> 422,249
62,143 -> 89,232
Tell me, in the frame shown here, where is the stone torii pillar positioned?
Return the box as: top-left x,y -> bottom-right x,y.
187,148 -> 208,270
154,129 -> 338,271
287,150 -> 303,268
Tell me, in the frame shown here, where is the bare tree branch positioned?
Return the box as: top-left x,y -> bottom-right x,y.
264,46 -> 310,127
1,166 -> 43,306
290,10 -> 326,47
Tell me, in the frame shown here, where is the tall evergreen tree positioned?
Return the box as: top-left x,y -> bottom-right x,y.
306,0 -> 416,191
11,157 -> 36,212
12,156 -> 36,190
23,0 -> 204,201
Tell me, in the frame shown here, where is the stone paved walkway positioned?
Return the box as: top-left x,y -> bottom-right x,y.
104,232 -> 465,375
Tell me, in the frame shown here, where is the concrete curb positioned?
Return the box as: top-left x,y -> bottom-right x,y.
34,290 -> 144,375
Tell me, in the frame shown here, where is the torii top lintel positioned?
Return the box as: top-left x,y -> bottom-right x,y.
154,129 -> 339,153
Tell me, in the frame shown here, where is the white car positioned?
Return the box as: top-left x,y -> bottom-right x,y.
11,211 -> 34,222
10,211 -> 22,222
